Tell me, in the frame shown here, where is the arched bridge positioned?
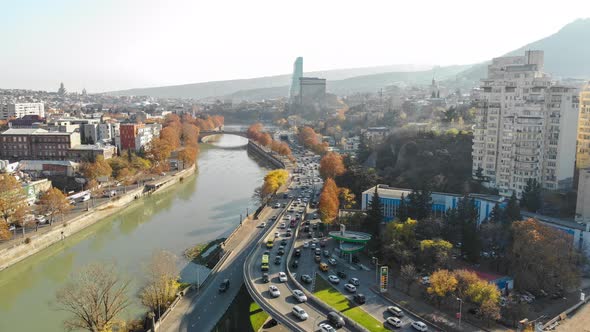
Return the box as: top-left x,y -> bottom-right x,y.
199,129 -> 248,142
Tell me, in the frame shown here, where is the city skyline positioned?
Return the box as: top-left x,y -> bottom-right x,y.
1,0 -> 589,92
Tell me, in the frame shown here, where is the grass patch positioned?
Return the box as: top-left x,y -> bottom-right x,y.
314,275 -> 389,332
249,301 -> 269,331
184,238 -> 225,266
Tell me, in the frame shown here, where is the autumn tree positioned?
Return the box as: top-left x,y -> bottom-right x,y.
160,126 -> 181,150
418,239 -> 452,269
13,205 -> 33,237
246,123 -> 264,141
338,187 -> 356,209
427,269 -> 458,307
0,174 -> 26,225
178,145 -> 199,167
258,132 -> 272,147
85,179 -> 103,198
480,299 -> 501,326
140,251 -> 179,315
146,137 -> 173,171
400,264 -> 418,293
0,221 -> 10,240
466,279 -> 501,305
509,218 -> 581,293
80,155 -> 112,180
55,263 -> 131,332
318,178 -> 339,224
453,269 -> 480,301
181,123 -> 200,146
319,152 -> 346,180
38,188 -> 71,224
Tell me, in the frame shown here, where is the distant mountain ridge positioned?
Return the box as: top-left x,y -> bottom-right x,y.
110,18 -> 590,100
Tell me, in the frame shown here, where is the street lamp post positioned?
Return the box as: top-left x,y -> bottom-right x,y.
456,297 -> 463,328
372,256 -> 379,286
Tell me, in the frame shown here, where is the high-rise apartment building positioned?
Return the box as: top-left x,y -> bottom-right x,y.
289,57 -> 303,101
0,103 -> 45,120
472,50 -> 579,197
576,83 -> 590,171
299,77 -> 326,107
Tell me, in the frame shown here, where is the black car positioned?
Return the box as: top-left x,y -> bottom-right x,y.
353,293 -> 366,304
281,239 -> 287,245
285,231 -> 292,237
327,312 -> 346,328
303,226 -> 310,233
300,274 -> 313,284
337,271 -> 347,279
278,246 -> 285,255
274,256 -> 281,265
291,260 -> 299,268
294,249 -> 301,257
262,273 -> 269,283
219,279 -> 230,293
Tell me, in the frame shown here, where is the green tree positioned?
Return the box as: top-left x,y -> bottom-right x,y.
407,187 -> 432,221
364,186 -> 383,255
397,193 -> 409,223
459,196 -> 481,262
520,178 -> 542,212
489,203 -> 503,223
504,192 -> 521,224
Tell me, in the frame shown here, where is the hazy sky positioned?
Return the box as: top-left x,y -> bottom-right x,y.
1,0 -> 588,92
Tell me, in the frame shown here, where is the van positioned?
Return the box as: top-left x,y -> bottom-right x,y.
292,305 -> 308,320
387,306 -> 404,317
319,263 -> 329,272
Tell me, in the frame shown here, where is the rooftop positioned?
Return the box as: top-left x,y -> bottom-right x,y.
363,184 -> 505,204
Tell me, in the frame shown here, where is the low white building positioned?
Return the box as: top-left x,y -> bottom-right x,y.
0,103 -> 45,120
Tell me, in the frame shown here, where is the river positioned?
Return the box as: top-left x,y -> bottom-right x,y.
0,134 -> 268,332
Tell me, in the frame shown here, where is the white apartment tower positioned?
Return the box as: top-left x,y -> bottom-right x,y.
472,50 -> 579,197
0,103 -> 45,120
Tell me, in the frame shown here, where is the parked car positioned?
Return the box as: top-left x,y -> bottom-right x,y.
292,305 -> 308,321
274,203 -> 281,208
411,321 -> 428,331
349,278 -> 360,286
327,312 -> 345,328
218,279 -> 230,293
262,273 -> 269,283
258,222 -> 266,228
274,256 -> 281,265
294,249 -> 301,257
388,306 -> 404,317
319,323 -> 336,332
314,255 -> 322,263
386,317 -> 403,328
344,284 -> 357,293
336,271 -> 347,279
291,260 -> 299,268
328,258 -> 337,265
328,275 -> 340,284
278,272 -> 288,282
269,285 -> 280,298
353,293 -> 366,304
420,276 -> 431,285
292,289 -> 307,303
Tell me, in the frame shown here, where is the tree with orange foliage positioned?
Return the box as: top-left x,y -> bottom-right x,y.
160,126 -> 181,150
146,137 -> 173,171
181,123 -> 200,146
275,142 -> 292,156
247,123 -> 264,140
298,126 -> 320,147
178,145 -> 199,167
319,178 -> 339,223
319,152 -> 346,180
258,133 -> 273,147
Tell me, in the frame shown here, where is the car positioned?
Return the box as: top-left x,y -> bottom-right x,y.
312,237 -> 319,243
303,242 -> 310,248
274,256 -> 281,265
274,232 -> 279,238
386,317 -> 403,328
315,248 -> 321,256
8,224 -> 16,231
344,283 -> 357,292
328,275 -> 340,284
293,289 -> 308,303
269,285 -> 281,298
349,278 -> 360,286
292,305 -> 308,321
280,222 -> 286,229
285,230 -> 292,237
281,239 -> 287,245
262,273 -> 269,283
328,258 -> 337,265
35,215 -> 47,224
327,311 -> 346,328
323,250 -> 330,257
314,255 -> 322,263
218,279 -> 230,292
319,323 -> 336,332
336,271 -> 347,279
420,276 -> 431,285
278,247 -> 285,256
303,226 -> 310,232
274,203 -> 281,208
388,306 -> 404,317
411,321 -> 428,331
278,272 -> 288,282
353,293 -> 366,304
310,243 -> 316,250
258,222 -> 266,228
294,249 -> 301,257
291,260 -> 299,268
300,274 -> 313,284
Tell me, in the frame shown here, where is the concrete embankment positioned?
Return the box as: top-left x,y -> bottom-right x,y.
0,164 -> 196,272
247,140 -> 286,169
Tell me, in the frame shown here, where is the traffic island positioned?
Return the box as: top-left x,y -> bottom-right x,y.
313,274 -> 389,332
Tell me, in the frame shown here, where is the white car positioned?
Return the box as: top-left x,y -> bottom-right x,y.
388,306 -> 404,317
278,272 -> 288,282
35,215 -> 47,224
274,203 -> 281,208
411,321 -> 428,331
258,222 -> 266,228
274,232 -> 279,238
328,275 -> 340,284
292,305 -> 308,321
269,285 -> 280,298
344,284 -> 356,293
421,276 -> 430,285
349,278 -> 360,286
292,289 -> 307,303
328,258 -> 337,265
303,242 -> 310,248
312,237 -> 319,243
386,317 -> 403,328
280,222 -> 286,229
319,323 -> 336,332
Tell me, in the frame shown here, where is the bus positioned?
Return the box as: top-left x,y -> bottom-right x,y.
261,253 -> 269,271
266,238 -> 274,249
67,190 -> 91,205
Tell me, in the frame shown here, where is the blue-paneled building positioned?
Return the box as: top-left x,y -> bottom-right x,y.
361,185 -> 506,225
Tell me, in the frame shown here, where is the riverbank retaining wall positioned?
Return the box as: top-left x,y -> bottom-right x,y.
0,164 -> 196,272
246,140 -> 285,169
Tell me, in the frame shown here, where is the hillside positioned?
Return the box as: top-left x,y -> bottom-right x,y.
454,18 -> 590,84
109,64 -> 432,99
